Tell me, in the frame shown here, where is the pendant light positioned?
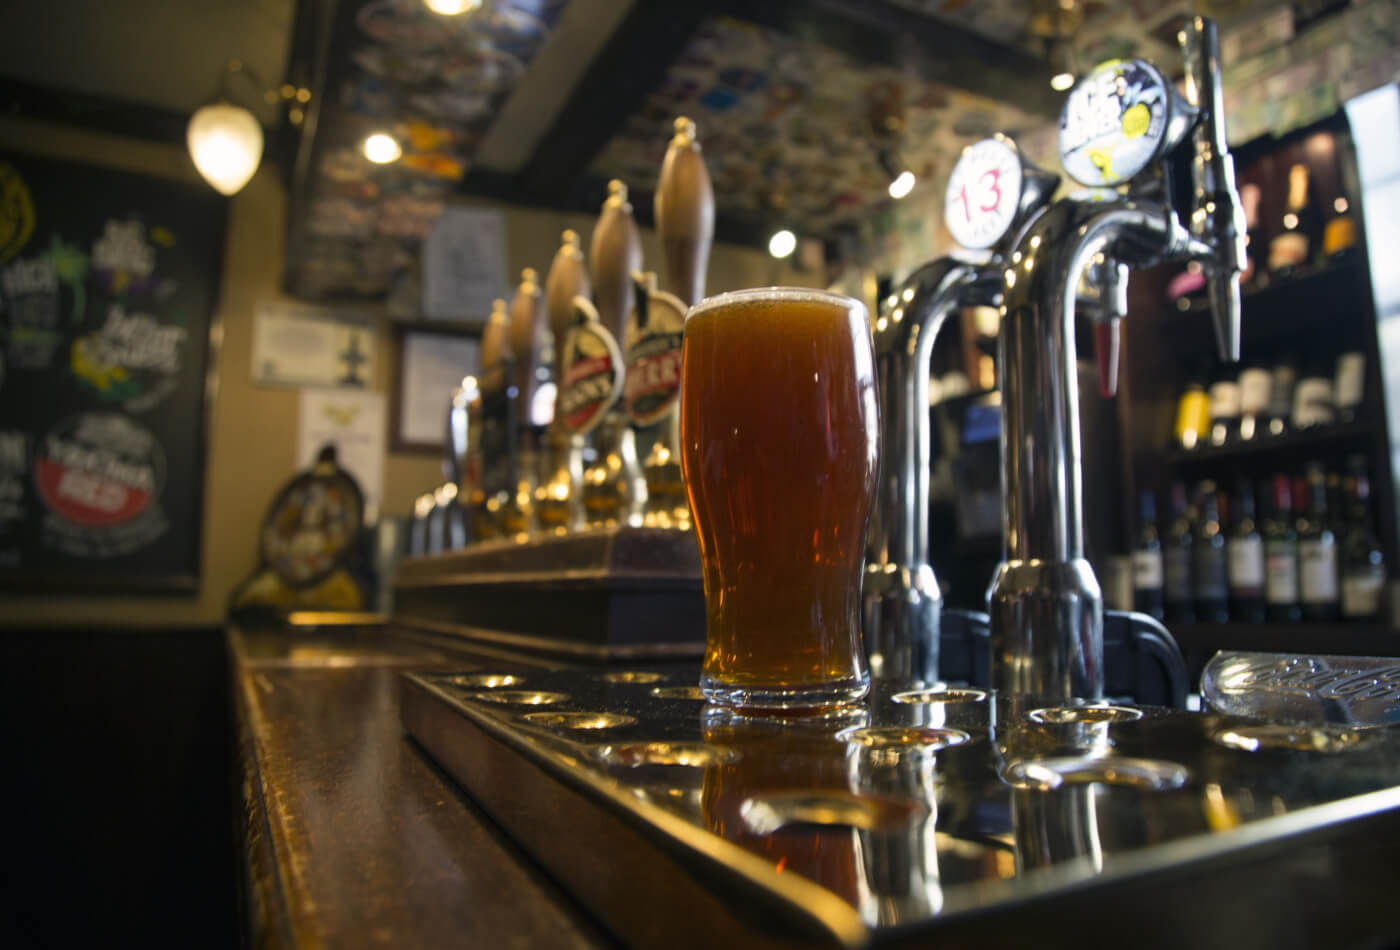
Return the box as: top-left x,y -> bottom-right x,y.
187,61 -> 266,196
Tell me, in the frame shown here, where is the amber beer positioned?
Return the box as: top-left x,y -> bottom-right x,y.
681,288 -> 878,708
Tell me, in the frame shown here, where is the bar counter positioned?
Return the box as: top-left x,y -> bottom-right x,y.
232,623 -> 1400,949
230,626 -> 615,948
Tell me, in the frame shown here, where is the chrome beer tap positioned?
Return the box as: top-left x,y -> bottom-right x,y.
864,135 -> 1057,685
988,17 -> 1245,702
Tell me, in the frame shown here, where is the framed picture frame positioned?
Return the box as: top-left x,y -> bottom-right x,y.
390,322 -> 482,454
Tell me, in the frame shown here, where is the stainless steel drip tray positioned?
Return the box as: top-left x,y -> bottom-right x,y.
400,670 -> 1400,949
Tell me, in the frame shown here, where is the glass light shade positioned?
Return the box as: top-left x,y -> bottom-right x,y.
888,170 -> 915,199
424,0 -> 482,13
767,229 -> 796,259
187,103 -> 264,196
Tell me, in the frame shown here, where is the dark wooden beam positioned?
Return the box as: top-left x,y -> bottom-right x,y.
0,74 -> 191,145
475,0 -> 712,204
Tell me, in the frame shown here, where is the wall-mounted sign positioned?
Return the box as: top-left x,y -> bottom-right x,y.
1059,60 -> 1170,188
944,136 -> 1024,250
252,301 -> 375,388
0,150 -> 225,592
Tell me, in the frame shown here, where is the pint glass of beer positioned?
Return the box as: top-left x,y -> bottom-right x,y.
681,288 -> 878,708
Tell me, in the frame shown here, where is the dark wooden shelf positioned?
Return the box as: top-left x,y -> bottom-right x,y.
1168,620 -> 1400,658
1163,420 -> 1375,465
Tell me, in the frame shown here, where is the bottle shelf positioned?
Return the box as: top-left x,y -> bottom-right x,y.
1168,620 -> 1398,657
1163,420 -> 1374,465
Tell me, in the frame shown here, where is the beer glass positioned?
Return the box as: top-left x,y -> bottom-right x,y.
681,288 -> 878,708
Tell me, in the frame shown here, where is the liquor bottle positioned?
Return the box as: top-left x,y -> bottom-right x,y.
1340,455 -> 1386,621
1268,162 -> 1321,279
1264,360 -> 1296,437
1174,380 -> 1211,451
1208,378 -> 1240,446
1297,462 -> 1340,621
1323,190 -> 1357,265
1334,351 -> 1365,424
1237,367 -> 1271,441
1240,181 -> 1263,287
1226,479 -> 1266,623
1164,481 -> 1196,624
1264,474 -> 1302,622
1132,489 -> 1165,621
1193,481 -> 1230,623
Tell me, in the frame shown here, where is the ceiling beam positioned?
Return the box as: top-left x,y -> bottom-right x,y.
0,74 -> 191,146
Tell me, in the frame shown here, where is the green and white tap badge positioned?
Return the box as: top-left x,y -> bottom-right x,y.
1059,60 -> 1169,188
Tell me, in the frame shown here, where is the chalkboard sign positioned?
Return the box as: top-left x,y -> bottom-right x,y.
0,151 -> 226,593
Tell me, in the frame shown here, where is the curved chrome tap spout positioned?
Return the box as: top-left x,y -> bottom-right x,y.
864,258 -> 998,684
988,198 -> 1183,702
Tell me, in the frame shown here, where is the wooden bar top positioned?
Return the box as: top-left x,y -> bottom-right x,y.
230,626 -> 615,949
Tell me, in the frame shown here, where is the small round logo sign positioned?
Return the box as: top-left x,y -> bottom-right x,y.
559,297 -> 625,435
624,287 -> 686,427
1059,59 -> 1170,188
944,136 -> 1023,250
34,413 -> 165,527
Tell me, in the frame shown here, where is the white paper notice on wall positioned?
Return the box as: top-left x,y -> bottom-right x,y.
398,332 -> 480,448
422,206 -> 506,322
253,302 -> 375,388
298,389 -> 386,524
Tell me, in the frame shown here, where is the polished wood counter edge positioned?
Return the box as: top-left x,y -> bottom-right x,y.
228,626 -> 615,949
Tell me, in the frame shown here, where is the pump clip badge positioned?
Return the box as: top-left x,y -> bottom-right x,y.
624,276 -> 686,427
559,297 -> 625,435
1059,60 -> 1169,188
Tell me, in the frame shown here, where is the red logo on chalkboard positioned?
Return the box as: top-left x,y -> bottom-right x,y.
33,414 -> 164,527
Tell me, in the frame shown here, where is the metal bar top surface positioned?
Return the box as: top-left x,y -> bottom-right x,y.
229,626 -> 614,949
401,666 -> 1400,949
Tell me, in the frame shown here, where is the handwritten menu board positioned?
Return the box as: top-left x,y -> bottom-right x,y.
0,151 -> 226,593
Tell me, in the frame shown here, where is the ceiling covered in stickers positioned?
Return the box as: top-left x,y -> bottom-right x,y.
269,0 -> 1396,304
289,0 -> 569,300
586,16 -> 1050,242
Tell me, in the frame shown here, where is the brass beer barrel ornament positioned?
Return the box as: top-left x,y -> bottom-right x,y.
559,296 -> 625,435
623,271 -> 687,428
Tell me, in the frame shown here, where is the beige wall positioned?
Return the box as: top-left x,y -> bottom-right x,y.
0,117 -> 813,627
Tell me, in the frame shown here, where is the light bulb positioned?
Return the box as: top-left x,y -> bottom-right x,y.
767,229 -> 797,259
424,0 -> 482,14
1051,72 -> 1076,92
187,103 -> 263,195
363,133 -> 403,164
888,170 -> 915,199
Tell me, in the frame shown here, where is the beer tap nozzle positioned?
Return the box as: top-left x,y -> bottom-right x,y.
1182,16 -> 1245,364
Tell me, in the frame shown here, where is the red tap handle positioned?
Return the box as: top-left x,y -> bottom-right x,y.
1093,321 -> 1120,398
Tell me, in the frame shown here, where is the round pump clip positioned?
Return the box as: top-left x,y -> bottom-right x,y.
1058,59 -> 1197,189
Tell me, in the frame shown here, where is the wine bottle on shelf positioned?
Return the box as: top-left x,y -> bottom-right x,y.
1164,481 -> 1196,624
1194,481 -> 1230,623
1208,378 -> 1240,446
1292,366 -> 1336,431
1265,360 -> 1296,437
1132,489 -> 1165,621
1227,478 -> 1266,624
1297,462 -> 1340,622
1268,162 -> 1321,279
1264,474 -> 1302,623
1341,455 -> 1385,621
1334,351 -> 1365,424
1237,367 -> 1271,441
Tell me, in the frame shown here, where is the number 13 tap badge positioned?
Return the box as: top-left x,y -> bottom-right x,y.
558,297 -> 625,434
945,134 -> 1024,251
